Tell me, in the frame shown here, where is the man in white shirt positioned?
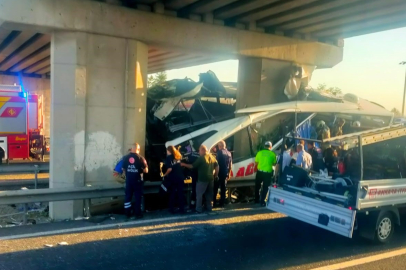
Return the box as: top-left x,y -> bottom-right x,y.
296,144 -> 312,169
275,142 -> 293,182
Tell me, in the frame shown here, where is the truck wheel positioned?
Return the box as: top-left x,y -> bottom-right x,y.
375,213 -> 394,244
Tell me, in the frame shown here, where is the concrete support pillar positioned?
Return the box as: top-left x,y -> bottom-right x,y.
235,58 -> 313,158
236,57 -> 292,110
50,31 -> 147,220
124,40 -> 148,155
50,31 -> 87,220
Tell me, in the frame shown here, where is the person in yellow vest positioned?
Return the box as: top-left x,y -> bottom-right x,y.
255,141 -> 277,206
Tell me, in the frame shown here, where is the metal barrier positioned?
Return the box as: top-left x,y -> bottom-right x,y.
0,179 -> 255,223
0,163 -> 47,188
0,179 -> 254,205
0,162 -> 49,174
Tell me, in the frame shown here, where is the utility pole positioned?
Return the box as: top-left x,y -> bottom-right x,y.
401,61 -> 406,116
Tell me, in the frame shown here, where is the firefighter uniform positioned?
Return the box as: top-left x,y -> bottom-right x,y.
122,153 -> 148,218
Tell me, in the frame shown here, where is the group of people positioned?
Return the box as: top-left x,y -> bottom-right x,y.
275,139 -> 340,179
115,136 -> 341,219
115,141 -> 232,219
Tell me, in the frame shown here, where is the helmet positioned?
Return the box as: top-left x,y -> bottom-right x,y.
352,121 -> 361,127
316,120 -> 325,128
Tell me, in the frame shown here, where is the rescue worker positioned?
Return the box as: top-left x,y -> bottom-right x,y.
275,140 -> 293,181
162,146 -> 185,214
213,140 -> 232,207
0,147 -> 4,164
332,118 -> 345,137
307,141 -> 324,173
183,148 -> 200,209
324,147 -> 339,176
113,148 -> 131,184
254,141 -> 277,206
316,120 -> 331,140
296,144 -> 312,169
122,143 -> 148,219
181,145 -> 219,213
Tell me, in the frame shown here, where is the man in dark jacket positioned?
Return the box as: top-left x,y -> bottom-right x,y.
213,140 -> 232,207
183,149 -> 200,209
307,142 -> 325,173
122,143 -> 148,219
181,145 -> 219,213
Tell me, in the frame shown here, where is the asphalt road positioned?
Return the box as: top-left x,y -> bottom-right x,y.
346,255 -> 406,270
1,205 -> 406,270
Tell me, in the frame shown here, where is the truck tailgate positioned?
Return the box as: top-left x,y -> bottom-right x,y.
267,187 -> 356,238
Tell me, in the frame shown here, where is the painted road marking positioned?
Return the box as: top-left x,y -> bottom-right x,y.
0,207 -> 266,241
311,248 -> 406,270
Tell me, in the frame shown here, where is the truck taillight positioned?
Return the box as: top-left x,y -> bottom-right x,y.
273,197 -> 285,205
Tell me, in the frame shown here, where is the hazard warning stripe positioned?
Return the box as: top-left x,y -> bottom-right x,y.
0,97 -> 11,111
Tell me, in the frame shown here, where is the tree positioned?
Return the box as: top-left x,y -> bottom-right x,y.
314,83 -> 342,96
148,72 -> 167,88
391,107 -> 402,117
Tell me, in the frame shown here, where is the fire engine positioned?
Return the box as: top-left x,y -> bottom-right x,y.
0,84 -> 45,162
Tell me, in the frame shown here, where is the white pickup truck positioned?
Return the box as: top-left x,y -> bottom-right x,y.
267,125 -> 406,243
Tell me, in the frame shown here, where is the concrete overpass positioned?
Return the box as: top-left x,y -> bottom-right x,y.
0,0 -> 405,220
1,0 -> 406,78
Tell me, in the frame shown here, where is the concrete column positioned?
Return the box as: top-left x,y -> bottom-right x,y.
50,31 -> 87,220
236,57 -> 292,110
234,58 -> 313,158
124,40 -> 148,155
50,31 -> 148,220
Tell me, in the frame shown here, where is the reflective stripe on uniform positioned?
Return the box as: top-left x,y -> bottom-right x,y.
124,202 -> 131,209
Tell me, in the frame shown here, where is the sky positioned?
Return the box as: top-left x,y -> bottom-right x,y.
163,27 -> 406,111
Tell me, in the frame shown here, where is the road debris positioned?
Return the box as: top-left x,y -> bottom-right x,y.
58,242 -> 68,246
44,244 -> 53,247
74,217 -> 89,221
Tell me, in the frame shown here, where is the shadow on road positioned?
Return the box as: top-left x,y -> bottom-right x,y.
1,207 -> 406,270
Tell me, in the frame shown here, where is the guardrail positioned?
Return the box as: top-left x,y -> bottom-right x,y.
0,178 -> 49,187
0,179 -> 255,224
0,164 -> 46,188
0,162 -> 49,174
